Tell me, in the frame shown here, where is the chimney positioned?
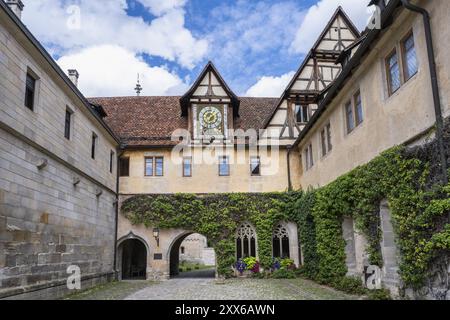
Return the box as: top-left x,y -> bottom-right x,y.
5,0 -> 24,20
68,69 -> 79,87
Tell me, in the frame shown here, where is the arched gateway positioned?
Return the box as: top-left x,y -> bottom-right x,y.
168,231 -> 216,278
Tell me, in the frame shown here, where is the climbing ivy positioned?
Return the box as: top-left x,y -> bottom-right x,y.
293,146 -> 450,289
121,193 -> 295,277
121,145 -> 450,289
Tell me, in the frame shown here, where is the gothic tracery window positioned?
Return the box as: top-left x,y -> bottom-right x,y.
273,224 -> 290,258
236,223 -> 257,259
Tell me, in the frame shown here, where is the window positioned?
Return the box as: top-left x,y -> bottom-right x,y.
145,157 -> 154,176
250,157 -> 261,176
145,157 -> 164,176
345,91 -> 364,134
183,157 -> 192,177
91,133 -> 97,159
155,157 -> 164,176
119,157 -> 130,177
345,101 -> 355,133
304,144 -> 314,170
236,223 -> 257,259
386,49 -> 401,95
295,105 -> 309,123
180,246 -> 185,254
402,33 -> 418,81
64,108 -> 72,140
273,224 -> 290,259
321,122 -> 332,157
25,73 -> 36,111
109,151 -> 114,173
219,156 -> 230,176
354,91 -> 363,126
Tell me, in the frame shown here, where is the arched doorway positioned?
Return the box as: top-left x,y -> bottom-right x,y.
120,239 -> 147,280
169,232 -> 216,278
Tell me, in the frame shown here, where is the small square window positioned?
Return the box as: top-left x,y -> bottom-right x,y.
250,157 -> 261,176
219,156 -> 230,176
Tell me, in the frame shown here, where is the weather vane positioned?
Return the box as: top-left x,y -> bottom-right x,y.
135,73 -> 143,96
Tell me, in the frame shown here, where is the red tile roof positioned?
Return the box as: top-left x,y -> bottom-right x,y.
88,96 -> 278,147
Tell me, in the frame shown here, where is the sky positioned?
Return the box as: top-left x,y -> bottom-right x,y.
20,0 -> 375,98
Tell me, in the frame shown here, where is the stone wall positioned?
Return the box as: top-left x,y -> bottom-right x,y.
0,128 -> 117,299
0,8 -> 118,299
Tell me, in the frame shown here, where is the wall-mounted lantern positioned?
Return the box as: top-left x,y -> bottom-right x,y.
153,228 -> 160,247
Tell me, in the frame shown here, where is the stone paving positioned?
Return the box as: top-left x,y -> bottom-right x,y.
124,278 -> 359,300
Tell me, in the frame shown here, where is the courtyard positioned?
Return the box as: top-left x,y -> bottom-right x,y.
65,277 -> 361,300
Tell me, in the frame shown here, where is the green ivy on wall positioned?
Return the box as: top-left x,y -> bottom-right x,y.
121,193 -> 297,277
121,146 -> 449,289
294,146 -> 450,288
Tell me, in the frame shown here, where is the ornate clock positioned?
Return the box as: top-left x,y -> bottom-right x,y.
196,105 -> 225,137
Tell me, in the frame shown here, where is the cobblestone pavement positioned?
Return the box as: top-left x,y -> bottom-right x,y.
124,278 -> 360,300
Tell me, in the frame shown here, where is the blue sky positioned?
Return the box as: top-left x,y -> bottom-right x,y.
21,0 -> 373,97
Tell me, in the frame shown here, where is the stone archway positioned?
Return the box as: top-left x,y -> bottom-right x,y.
117,232 -> 150,280
168,231 -> 216,278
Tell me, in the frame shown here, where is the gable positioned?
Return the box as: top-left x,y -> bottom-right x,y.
263,7 -> 360,143
180,61 -> 240,117
192,70 -> 230,98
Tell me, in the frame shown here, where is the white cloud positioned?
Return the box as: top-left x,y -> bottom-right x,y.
57,45 -> 188,97
245,72 -> 296,97
200,1 -> 304,94
22,0 -> 207,68
139,0 -> 187,16
290,0 -> 374,54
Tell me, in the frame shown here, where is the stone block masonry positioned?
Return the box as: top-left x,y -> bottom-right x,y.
0,128 -> 116,299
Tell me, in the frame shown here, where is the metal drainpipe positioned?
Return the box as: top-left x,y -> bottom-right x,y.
400,0 -> 448,186
113,147 -> 125,280
287,145 -> 293,192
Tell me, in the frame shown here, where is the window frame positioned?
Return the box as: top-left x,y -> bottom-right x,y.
144,157 -> 154,177
218,156 -> 230,177
155,157 -> 164,177
385,48 -> 401,96
345,101 -> 355,134
64,107 -> 73,140
320,122 -> 333,157
401,31 -> 418,82
119,157 -> 130,177
304,143 -> 314,171
109,151 -> 115,174
353,91 -> 363,127
25,72 -> 37,111
344,90 -> 364,134
250,156 -> 261,176
182,156 -> 192,177
295,104 -> 310,124
91,133 -> 97,160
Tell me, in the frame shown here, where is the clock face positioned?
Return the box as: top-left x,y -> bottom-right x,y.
198,106 -> 224,135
